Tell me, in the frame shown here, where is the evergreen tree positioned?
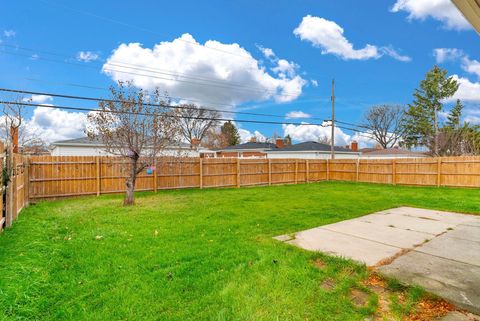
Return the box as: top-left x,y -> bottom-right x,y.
220,121 -> 240,146
446,99 -> 463,129
284,134 -> 292,145
401,66 -> 459,155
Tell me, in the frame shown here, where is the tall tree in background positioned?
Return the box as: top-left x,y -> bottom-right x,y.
438,100 -> 480,156
220,121 -> 240,146
86,82 -> 180,205
401,66 -> 459,155
176,104 -> 220,146
445,99 -> 463,129
362,104 -> 405,148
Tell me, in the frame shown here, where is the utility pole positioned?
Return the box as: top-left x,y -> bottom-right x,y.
331,79 -> 335,159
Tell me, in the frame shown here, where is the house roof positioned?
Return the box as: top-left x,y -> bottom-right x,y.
52,137 -> 191,148
218,142 -> 277,151
452,0 -> 480,34
360,148 -> 427,157
268,141 -> 355,153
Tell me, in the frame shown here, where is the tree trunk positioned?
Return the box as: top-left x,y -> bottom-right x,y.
124,158 -> 137,206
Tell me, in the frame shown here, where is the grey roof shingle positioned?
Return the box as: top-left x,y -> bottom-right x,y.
220,142 -> 277,150
269,141 -> 353,152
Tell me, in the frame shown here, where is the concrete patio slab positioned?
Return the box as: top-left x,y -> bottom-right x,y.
274,207 -> 480,314
319,219 -> 431,248
448,225 -> 480,243
286,228 -> 399,266
379,251 -> 480,314
357,212 -> 455,234
415,230 -> 480,266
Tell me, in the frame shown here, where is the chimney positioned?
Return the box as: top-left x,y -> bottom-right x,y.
275,138 -> 285,148
191,138 -> 201,149
350,141 -> 358,152
10,125 -> 19,153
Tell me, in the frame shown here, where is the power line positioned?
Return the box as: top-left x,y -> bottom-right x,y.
0,87 -> 325,120
0,47 -> 302,98
0,100 -> 330,127
7,76 -> 326,115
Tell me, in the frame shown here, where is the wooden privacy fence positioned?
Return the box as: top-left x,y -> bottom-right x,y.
0,149 -> 29,229
27,156 -> 480,200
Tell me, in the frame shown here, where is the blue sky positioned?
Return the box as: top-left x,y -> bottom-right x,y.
0,0 -> 479,146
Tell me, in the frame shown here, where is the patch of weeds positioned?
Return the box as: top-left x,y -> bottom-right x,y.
385,277 -> 406,292
389,286 -> 425,318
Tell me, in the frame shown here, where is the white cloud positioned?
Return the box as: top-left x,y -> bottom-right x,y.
450,75 -> 480,102
380,46 -> 412,62
293,15 -> 410,62
282,122 -> 352,146
26,107 -> 87,143
461,57 -> 480,78
103,33 -> 306,109
294,15 -> 380,60
463,108 -> 480,124
432,50 -> 480,101
285,111 -> 312,119
23,95 -> 53,104
272,59 -> 299,78
391,0 -> 470,30
257,45 -> 276,59
238,128 -> 267,143
3,30 -> 15,37
77,51 -> 99,62
433,48 -> 464,63
311,79 -> 318,87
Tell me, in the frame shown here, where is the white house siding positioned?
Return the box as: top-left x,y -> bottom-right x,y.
266,151 -> 360,159
51,145 -> 199,157
359,155 -> 427,159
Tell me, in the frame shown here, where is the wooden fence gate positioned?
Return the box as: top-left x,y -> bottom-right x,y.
0,146 -> 29,230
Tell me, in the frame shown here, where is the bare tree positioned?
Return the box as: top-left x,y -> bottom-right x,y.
1,97 -> 48,152
86,82 -> 180,205
362,104 -> 405,149
175,104 -> 220,146
203,128 -> 228,149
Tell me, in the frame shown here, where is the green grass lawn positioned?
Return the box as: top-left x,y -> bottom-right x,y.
0,181 -> 479,321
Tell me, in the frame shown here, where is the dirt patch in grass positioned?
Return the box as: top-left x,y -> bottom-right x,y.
362,273 -> 455,321
320,278 -> 336,291
405,298 -> 455,321
349,288 -> 370,307
312,258 -> 326,269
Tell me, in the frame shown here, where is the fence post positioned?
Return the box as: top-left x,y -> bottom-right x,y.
11,150 -> 17,222
236,158 -> 241,188
199,158 -> 203,189
25,157 -> 30,206
437,157 -> 442,187
96,156 -> 101,196
355,159 -> 359,182
268,159 -> 272,186
294,160 -> 298,184
153,158 -> 157,192
306,160 -> 309,183
326,159 -> 330,181
392,159 -> 396,185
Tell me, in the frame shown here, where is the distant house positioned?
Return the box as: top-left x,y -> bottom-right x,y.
359,147 -> 428,159
266,141 -> 360,159
50,137 -> 205,157
215,141 -> 278,158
